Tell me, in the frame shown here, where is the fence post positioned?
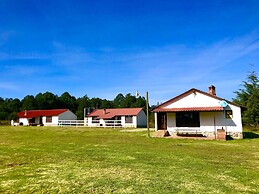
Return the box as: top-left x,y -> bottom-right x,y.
146,91 -> 150,138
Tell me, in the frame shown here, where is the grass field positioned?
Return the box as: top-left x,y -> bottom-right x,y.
1,126 -> 259,193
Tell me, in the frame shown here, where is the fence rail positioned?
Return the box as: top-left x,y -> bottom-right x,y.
90,120 -> 122,128
58,119 -> 123,128
58,120 -> 85,127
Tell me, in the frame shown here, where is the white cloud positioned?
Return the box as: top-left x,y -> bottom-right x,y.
97,32 -> 259,104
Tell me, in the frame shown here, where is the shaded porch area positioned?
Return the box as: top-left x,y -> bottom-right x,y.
27,117 -> 43,126
154,107 -> 228,140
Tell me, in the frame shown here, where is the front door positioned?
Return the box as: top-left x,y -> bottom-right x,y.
157,112 -> 167,130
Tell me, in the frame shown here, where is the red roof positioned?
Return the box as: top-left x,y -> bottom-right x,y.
154,107 -> 224,112
18,109 -> 69,118
87,108 -> 143,119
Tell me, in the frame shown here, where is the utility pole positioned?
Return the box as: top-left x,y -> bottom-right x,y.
146,91 -> 150,137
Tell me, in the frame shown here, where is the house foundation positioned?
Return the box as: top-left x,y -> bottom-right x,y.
165,131 -> 243,140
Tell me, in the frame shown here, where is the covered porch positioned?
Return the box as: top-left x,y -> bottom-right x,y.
19,116 -> 43,126
154,107 -> 227,139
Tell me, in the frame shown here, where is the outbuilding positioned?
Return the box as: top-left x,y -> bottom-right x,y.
17,109 -> 77,126
85,108 -> 147,128
153,86 -> 243,139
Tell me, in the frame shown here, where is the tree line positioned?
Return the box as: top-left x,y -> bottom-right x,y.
0,92 -> 147,120
1,69 -> 258,127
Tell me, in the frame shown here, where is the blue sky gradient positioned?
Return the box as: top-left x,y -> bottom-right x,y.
1,0 -> 259,104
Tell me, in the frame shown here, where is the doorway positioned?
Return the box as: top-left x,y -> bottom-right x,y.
157,112 -> 167,130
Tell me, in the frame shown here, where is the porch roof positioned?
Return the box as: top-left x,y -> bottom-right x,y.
153,106 -> 224,112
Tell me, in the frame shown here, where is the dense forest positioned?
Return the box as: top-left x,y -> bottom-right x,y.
0,92 -> 148,120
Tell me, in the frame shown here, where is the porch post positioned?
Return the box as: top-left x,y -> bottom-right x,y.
154,112 -> 158,131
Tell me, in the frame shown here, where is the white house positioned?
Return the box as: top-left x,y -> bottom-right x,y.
153,86 -> 243,139
85,108 -> 147,128
17,109 -> 77,126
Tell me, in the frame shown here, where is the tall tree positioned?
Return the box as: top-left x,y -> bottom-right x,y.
76,95 -> 91,119
35,92 -> 59,109
100,99 -> 114,109
113,93 -> 125,108
135,96 -> 146,109
90,98 -> 103,109
21,95 -> 37,110
233,70 -> 259,126
59,92 -> 77,112
121,93 -> 136,108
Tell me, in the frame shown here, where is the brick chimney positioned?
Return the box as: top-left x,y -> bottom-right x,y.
208,85 -> 216,96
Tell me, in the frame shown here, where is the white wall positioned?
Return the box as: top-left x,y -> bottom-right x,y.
85,117 -> 100,127
44,110 -> 77,126
215,104 -> 242,133
121,116 -> 125,126
199,112 -> 216,132
19,118 -> 29,126
165,92 -> 222,108
43,116 -> 59,126
136,110 -> 147,127
167,112 -> 176,131
122,116 -> 137,128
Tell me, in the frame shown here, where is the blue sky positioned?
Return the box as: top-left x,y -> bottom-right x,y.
1,0 -> 259,105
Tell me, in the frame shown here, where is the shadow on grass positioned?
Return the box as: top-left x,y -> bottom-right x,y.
243,132 -> 259,139
226,135 -> 234,140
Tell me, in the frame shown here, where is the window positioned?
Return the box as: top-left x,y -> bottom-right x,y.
125,116 -> 133,123
176,112 -> 200,127
46,116 -> 52,123
225,110 -> 233,119
92,116 -> 99,123
114,116 -> 121,120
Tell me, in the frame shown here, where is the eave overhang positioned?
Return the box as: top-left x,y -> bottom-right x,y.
153,106 -> 224,112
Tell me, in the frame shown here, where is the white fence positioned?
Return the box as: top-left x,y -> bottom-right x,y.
91,119 -> 122,128
58,120 -> 85,127
58,119 -> 122,128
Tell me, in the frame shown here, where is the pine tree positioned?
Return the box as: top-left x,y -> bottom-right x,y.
233,70 -> 259,126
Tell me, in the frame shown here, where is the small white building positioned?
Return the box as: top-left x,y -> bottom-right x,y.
85,108 -> 147,128
153,86 -> 243,139
17,109 -> 77,126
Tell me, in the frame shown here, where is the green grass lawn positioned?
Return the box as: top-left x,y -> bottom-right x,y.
1,126 -> 259,193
